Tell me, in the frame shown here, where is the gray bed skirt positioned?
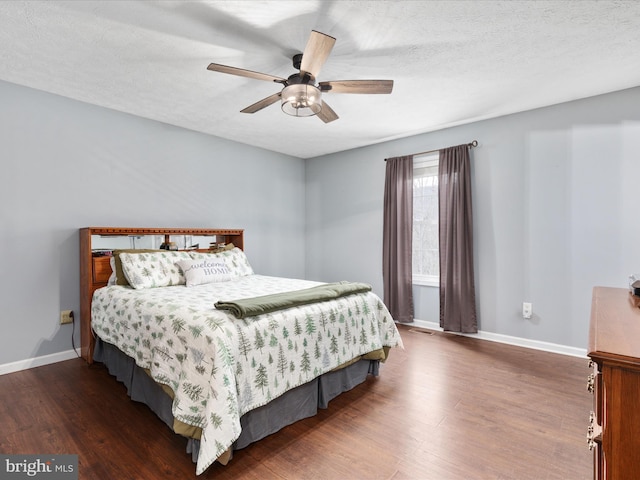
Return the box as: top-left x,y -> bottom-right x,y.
93,338 -> 379,464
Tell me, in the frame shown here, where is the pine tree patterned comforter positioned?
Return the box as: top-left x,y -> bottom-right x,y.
91,274 -> 403,475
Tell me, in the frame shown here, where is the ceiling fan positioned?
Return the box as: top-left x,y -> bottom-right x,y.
206,30 -> 393,123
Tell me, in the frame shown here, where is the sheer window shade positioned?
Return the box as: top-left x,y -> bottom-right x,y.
413,155 -> 439,286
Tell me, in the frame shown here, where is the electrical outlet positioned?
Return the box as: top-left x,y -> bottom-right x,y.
522,302 -> 532,319
60,310 -> 74,325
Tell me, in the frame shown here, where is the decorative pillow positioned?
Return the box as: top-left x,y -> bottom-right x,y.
119,251 -> 192,289
176,258 -> 232,287
189,247 -> 254,277
112,249 -> 163,286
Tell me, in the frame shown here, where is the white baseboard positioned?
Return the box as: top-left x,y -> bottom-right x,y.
0,349 -> 80,376
400,319 -> 587,358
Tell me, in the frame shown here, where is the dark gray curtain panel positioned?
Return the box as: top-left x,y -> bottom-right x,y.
438,145 -> 477,333
383,155 -> 414,322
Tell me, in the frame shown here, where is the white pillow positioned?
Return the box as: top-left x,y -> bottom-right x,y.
176,258 -> 232,287
119,251 -> 191,289
189,247 -> 254,277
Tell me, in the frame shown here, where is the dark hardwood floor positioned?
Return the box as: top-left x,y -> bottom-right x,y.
0,325 -> 592,479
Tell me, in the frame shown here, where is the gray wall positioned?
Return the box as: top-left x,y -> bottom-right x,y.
0,80 -> 306,365
2,77 -> 638,367
305,86 -> 640,349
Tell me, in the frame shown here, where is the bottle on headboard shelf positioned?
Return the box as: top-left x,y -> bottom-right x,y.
160,242 -> 178,251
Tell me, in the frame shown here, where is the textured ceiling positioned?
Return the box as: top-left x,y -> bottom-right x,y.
1,0 -> 639,159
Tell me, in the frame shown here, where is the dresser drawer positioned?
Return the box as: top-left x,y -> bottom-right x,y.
92,256 -> 112,284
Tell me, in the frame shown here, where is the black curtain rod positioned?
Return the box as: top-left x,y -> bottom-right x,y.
386,140 -> 478,160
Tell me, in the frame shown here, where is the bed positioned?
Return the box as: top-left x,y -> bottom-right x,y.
79,227 -> 403,475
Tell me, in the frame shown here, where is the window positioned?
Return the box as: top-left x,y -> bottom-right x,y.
413,153 -> 439,286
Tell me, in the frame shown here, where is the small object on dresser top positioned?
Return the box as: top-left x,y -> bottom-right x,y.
629,274 -> 640,295
92,249 -> 113,256
630,291 -> 640,309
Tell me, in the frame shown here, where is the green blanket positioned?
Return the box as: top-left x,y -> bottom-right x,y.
214,281 -> 372,319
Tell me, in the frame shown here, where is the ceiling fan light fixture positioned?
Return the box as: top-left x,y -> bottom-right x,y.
281,84 -> 322,117
207,31 -> 392,123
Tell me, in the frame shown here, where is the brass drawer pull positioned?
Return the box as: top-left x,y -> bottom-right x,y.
587,411 -> 601,451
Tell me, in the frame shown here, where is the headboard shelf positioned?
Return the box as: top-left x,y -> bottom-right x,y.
79,227 -> 245,363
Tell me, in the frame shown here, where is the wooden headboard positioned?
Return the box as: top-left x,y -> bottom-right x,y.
79,227 -> 244,364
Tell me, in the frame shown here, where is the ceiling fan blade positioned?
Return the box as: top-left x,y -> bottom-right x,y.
319,80 -> 394,94
207,63 -> 286,83
299,30 -> 336,79
240,92 -> 282,114
317,101 -> 339,123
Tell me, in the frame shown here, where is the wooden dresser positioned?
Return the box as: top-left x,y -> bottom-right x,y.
587,286 -> 640,479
